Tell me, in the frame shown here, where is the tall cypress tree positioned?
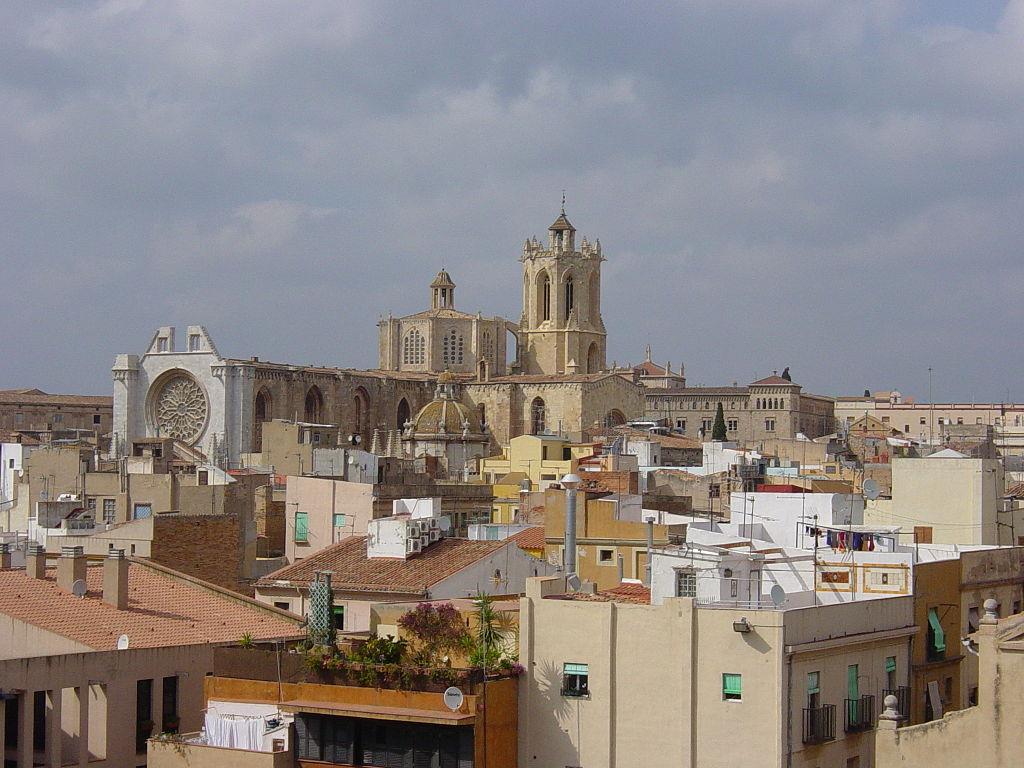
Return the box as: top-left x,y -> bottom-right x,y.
712,402 -> 727,441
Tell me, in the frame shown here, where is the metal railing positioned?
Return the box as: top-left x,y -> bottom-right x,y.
882,687 -> 911,721
802,704 -> 836,744
844,695 -> 875,732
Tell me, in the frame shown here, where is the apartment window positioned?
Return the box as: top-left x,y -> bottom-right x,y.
15,413 -> 23,424
7,458 -> 13,469
920,417 -> 926,425
332,605 -> 345,631
927,607 -> 946,660
162,676 -> 179,733
1014,600 -> 1021,615
562,663 -> 589,697
676,419 -> 686,432
598,548 -> 614,564
274,601 -> 290,611
93,414 -> 102,425
102,499 -> 116,524
976,417 -> 983,425
702,418 -> 713,432
313,432 -> 321,444
904,424 -> 910,433
136,679 -> 153,752
957,417 -> 963,425
807,671 -> 820,709
881,416 -> 889,424
541,446 -> 548,460
87,497 -> 97,512
563,446 -> 572,461
727,419 -> 738,432
132,503 -> 152,520
198,470 -> 208,485
53,413 -> 63,423
886,657 -> 897,691
675,569 -> 696,597
722,673 -> 742,701
188,334 -> 200,352
295,511 -> 309,543
765,419 -> 776,432
333,513 -> 347,528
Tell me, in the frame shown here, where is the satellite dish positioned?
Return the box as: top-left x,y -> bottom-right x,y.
442,687 -> 464,712
71,579 -> 88,598
116,634 -> 130,650
438,516 -> 451,532
863,479 -> 880,501
770,584 -> 786,607
830,494 -> 852,517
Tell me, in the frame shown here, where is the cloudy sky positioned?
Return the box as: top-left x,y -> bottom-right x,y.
2,0 -> 1022,401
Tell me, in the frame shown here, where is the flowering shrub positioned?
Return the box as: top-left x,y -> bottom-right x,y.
398,602 -> 469,666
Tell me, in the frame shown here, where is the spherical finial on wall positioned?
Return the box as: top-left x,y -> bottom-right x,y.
983,598 -> 1000,622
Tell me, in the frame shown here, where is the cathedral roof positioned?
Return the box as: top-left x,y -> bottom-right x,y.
401,308 -> 478,321
411,397 -> 481,436
548,212 -> 575,232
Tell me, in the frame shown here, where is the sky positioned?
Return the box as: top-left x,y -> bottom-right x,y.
2,0 -> 1023,402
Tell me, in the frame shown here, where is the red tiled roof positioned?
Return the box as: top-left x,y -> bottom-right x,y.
635,361 -> 667,376
257,536 -> 506,595
749,376 -> 796,387
0,561 -> 302,651
509,526 -> 545,551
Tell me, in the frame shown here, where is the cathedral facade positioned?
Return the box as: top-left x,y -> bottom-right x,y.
112,209 -> 643,466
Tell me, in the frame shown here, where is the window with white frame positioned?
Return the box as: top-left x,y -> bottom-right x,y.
675,569 -> 697,597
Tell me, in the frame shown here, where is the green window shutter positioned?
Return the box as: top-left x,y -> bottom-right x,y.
928,608 -> 946,652
885,656 -> 897,674
807,672 -> 820,695
848,665 -> 859,699
295,511 -> 309,542
332,513 -> 346,527
723,673 -> 742,696
564,663 -> 588,675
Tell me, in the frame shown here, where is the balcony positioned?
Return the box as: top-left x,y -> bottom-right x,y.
844,695 -> 875,732
802,704 -> 836,744
882,686 -> 911,721
148,734 -> 291,768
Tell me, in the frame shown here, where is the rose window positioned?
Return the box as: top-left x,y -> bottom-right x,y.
154,375 -> 208,443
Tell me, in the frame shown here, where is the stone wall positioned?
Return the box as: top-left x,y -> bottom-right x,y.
151,514 -> 252,595
254,484 -> 284,557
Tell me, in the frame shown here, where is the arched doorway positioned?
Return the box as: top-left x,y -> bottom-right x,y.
396,398 -> 410,430
530,397 -> 546,435
586,342 -> 600,374
253,388 -> 272,452
304,386 -> 324,423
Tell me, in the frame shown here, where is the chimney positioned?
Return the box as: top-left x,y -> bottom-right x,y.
103,549 -> 129,610
57,545 -> 87,592
0,543 -> 11,569
26,544 -> 47,579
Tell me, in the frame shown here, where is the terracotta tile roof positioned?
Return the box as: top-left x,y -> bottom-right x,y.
554,582 -> 651,604
0,561 -> 302,651
257,536 -> 506,595
475,373 -> 622,385
1007,482 -> 1024,499
652,387 -> 749,396
635,360 -> 667,376
749,375 -> 797,387
509,526 -> 545,551
0,391 -> 112,407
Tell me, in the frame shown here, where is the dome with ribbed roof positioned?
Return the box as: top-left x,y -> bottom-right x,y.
410,397 -> 480,436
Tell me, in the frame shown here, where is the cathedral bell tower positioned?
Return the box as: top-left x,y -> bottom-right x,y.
518,207 -> 606,375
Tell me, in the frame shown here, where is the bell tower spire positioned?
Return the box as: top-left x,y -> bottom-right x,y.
430,269 -> 456,310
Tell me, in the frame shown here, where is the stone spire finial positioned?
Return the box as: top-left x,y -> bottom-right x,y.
369,428 -> 382,456
645,344 -> 652,362
983,598 -> 1000,624
881,695 -> 900,721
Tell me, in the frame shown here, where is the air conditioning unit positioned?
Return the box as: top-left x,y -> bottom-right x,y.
426,518 -> 440,531
428,528 -> 441,543
420,534 -> 431,549
406,522 -> 422,538
406,538 -> 422,555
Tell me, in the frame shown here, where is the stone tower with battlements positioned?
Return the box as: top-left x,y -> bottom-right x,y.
518,209 -> 607,375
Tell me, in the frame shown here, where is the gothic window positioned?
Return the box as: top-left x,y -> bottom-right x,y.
565,275 -> 574,319
402,329 -> 425,365
442,328 -> 464,366
542,273 -> 551,321
531,397 -> 546,435
481,331 -> 493,362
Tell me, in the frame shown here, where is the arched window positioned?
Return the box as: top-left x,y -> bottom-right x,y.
586,342 -> 600,374
253,388 -> 272,452
352,387 -> 369,440
397,398 -> 410,430
564,275 -> 574,319
402,329 -> 425,365
538,272 -> 551,322
589,272 -> 600,323
604,409 -> 626,427
530,397 -> 546,435
442,328 -> 464,366
304,386 -> 323,423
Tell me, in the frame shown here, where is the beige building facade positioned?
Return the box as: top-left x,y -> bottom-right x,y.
519,576 -> 915,768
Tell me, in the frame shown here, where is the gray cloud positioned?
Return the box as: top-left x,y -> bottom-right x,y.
1,0 -> 1021,402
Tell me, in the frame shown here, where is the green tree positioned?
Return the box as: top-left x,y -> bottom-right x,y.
711,402 -> 727,441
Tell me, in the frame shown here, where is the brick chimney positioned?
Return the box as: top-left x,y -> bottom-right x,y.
103,549 -> 129,610
0,543 -> 11,570
57,545 -> 86,592
26,544 -> 46,579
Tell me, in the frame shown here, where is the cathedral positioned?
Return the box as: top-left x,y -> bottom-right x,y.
111,209 -> 643,466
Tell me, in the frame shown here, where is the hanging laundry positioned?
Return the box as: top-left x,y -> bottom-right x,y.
852,533 -> 863,551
